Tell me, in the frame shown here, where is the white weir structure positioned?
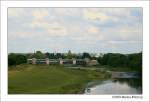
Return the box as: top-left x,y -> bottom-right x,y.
27,58 -> 98,66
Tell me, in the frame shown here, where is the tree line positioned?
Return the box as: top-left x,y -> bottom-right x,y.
8,53 -> 27,66
98,52 -> 142,71
8,51 -> 142,71
8,50 -> 92,66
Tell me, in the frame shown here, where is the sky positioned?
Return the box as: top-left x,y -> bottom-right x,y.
8,8 -> 143,54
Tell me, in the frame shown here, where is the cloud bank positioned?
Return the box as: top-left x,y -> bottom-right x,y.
8,8 -> 142,54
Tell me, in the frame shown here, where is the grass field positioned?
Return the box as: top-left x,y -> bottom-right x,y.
8,64 -> 110,94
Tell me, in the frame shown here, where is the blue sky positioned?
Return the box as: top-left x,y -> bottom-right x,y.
8,8 -> 142,54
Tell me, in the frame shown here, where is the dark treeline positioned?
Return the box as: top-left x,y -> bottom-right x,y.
27,51 -> 92,59
98,52 -> 142,71
8,53 -> 27,66
8,51 -> 142,72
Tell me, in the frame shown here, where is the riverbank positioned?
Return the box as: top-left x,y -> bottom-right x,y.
8,64 -> 110,94
102,65 -> 142,72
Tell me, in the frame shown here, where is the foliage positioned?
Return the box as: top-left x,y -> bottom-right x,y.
98,52 -> 142,71
82,52 -> 91,59
32,51 -> 46,59
46,52 -> 64,59
66,50 -> 73,59
8,53 -> 27,66
8,51 -> 142,72
127,53 -> 142,71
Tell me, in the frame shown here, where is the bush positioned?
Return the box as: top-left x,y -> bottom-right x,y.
98,52 -> 142,71
8,53 -> 27,66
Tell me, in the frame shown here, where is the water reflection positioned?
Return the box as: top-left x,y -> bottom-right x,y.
113,78 -> 142,90
84,78 -> 142,94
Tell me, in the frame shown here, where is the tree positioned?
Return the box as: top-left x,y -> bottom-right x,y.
99,53 -> 110,65
128,52 -> 142,71
32,51 -> 46,59
8,53 -> 27,66
49,53 -> 55,59
107,54 -> 128,67
16,54 -> 27,65
67,50 -> 72,59
56,53 -> 63,59
97,52 -> 142,71
97,56 -> 102,64
82,52 -> 91,59
45,52 -> 50,58
8,53 -> 17,66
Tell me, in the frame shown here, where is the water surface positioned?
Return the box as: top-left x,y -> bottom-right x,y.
84,78 -> 142,94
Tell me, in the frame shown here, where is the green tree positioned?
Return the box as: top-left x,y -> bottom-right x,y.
16,54 -> 27,65
128,52 -> 142,71
8,53 -> 17,66
32,51 -> 46,59
98,52 -> 142,71
67,50 -> 72,59
8,53 -> 27,66
82,52 -> 91,59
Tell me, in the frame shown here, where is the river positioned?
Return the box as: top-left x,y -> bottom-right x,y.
84,78 -> 142,94
66,67 -> 142,94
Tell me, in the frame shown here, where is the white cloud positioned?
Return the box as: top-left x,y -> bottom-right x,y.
32,9 -> 49,21
87,26 -> 100,34
114,26 -> 142,41
100,8 -> 131,17
8,8 -> 24,18
107,41 -> 141,44
84,9 -> 109,22
47,23 -> 68,37
83,8 -> 141,24
28,21 -> 68,37
8,8 -> 142,53
8,31 -> 39,40
54,8 -> 80,16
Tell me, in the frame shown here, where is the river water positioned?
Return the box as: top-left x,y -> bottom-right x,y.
84,78 -> 142,94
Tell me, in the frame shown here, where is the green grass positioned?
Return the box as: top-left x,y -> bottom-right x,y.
8,64 -> 109,94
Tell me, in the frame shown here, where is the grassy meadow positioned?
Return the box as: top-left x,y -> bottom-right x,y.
8,64 -> 109,94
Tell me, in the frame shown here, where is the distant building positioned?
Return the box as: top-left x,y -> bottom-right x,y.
27,58 -> 90,66
88,60 -> 98,66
